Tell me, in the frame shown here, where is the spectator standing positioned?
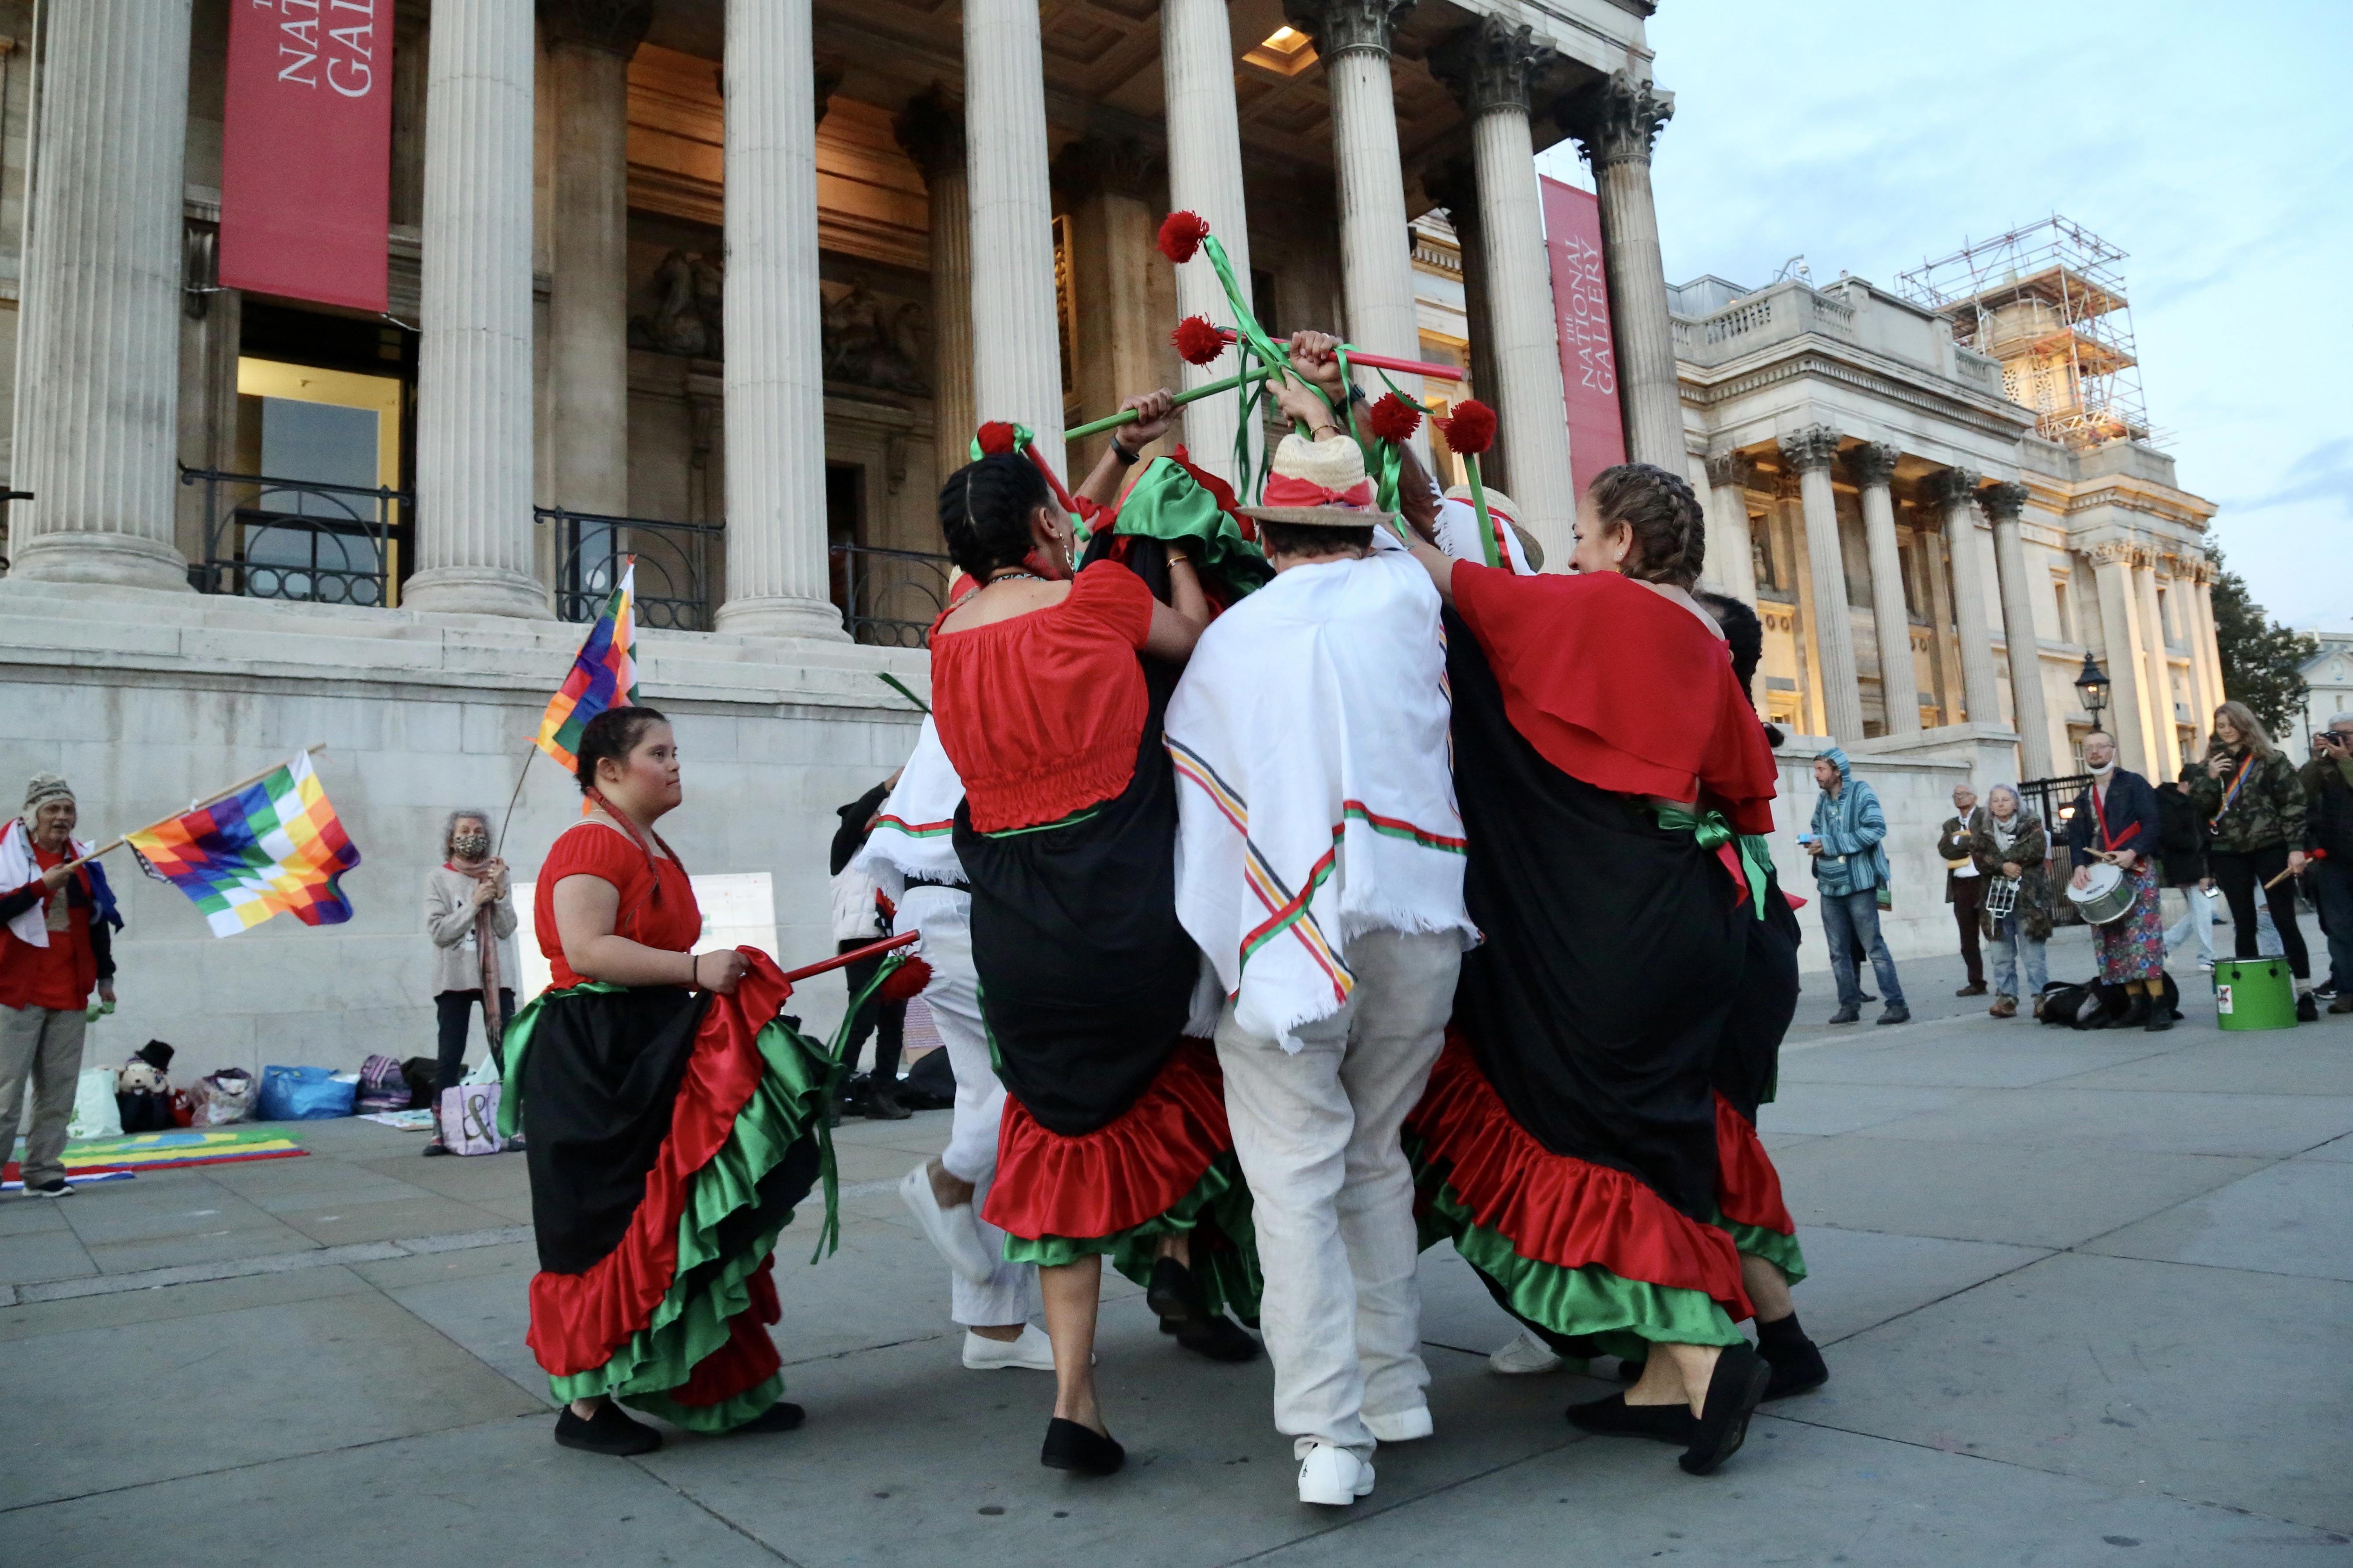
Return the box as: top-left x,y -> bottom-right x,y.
2184,702 -> 2316,1023
422,809 -> 517,1154
1937,784 -> 1991,997
1807,748 -> 1909,1025
1971,784 -> 2052,1018
2298,713 -> 2353,1014
2066,731 -> 2171,1031
0,773 -> 122,1197
2154,779 -> 2215,970
830,776 -> 909,1119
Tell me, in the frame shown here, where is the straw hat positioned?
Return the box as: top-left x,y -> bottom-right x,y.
1238,433 -> 1393,528
1442,484 -> 1546,571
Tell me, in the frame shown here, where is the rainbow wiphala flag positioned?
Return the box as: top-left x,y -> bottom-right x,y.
536,562 -> 640,771
126,751 -> 361,938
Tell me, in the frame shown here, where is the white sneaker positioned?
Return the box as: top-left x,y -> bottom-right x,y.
1296,1443 -> 1374,1506
899,1163 -> 1000,1285
962,1323 -> 1056,1371
1487,1327 -> 1566,1375
1363,1405 -> 1433,1443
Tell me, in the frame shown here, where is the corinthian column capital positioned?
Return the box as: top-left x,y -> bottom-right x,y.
1777,424 -> 1841,476
534,0 -> 653,57
1430,17 -> 1554,119
1560,68 -> 1674,169
1703,449 -> 1755,491
1283,0 -> 1416,61
1926,466 -> 1982,511
892,85 -> 966,187
1978,480 -> 2028,523
1051,134 -> 1165,205
1846,441 -> 1900,489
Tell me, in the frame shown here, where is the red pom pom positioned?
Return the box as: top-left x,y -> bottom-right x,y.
1171,314 -> 1227,366
976,420 -> 1020,456
1439,399 -> 1497,456
1157,210 -> 1210,264
1367,392 -> 1423,443
876,956 -> 932,1002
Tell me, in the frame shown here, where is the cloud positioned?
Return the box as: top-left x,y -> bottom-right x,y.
2221,439 -> 2353,516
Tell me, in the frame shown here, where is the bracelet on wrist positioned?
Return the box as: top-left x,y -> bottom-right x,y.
1110,436 -> 1142,465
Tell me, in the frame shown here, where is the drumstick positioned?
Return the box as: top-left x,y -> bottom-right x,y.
777,930 -> 918,985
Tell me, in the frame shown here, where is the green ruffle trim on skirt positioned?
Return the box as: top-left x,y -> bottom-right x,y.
1717,1214 -> 1807,1285
545,1016 -> 832,1432
1000,1150 -> 1262,1321
1421,1179 -> 1742,1364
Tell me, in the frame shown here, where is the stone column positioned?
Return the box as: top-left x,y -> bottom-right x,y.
2186,562 -> 2224,734
1433,18 -> 1576,563
1850,442 -> 1916,735
1778,473 -> 1828,735
542,2 -> 651,519
1560,70 -> 1681,470
965,0 -> 1066,476
2088,540 -> 2154,775
1928,466 -> 2003,729
2136,559 -> 2176,769
406,0 -> 548,616
1162,0 -> 1256,489
1054,136 -> 1169,473
1287,0 -> 1427,465
1985,482 -> 2054,779
1781,426 -> 1861,742
7,0 -> 195,590
1702,450 -> 1757,604
894,87 -> 973,482
715,0 -> 845,638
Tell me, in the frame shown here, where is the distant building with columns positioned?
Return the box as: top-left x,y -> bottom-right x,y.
0,0 -> 1684,1073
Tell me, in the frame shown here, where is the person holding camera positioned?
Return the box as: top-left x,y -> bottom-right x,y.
2297,713 -> 2353,1014
2184,702 -> 2316,1023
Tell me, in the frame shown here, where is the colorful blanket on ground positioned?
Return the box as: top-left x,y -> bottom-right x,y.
11,1124 -> 310,1176
1165,548 -> 1474,1047
126,751 -> 360,938
851,714 -> 968,896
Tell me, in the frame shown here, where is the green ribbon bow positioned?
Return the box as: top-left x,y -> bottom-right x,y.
1652,805 -> 1773,921
1111,456 -> 1272,599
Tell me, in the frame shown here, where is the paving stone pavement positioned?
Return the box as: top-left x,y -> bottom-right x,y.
4,930 -> 2350,1567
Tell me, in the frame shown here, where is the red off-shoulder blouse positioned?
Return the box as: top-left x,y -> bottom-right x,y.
534,822 -> 703,989
1453,564 -> 1778,836
927,562 -> 1156,832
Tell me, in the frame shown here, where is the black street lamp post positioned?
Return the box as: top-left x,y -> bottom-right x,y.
2075,652 -> 2111,726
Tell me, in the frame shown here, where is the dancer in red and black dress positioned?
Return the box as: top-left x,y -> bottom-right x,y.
1396,462 -> 1782,1476
500,706 -> 830,1455
929,395 -> 1259,1478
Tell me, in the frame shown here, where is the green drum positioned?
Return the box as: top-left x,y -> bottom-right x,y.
2214,958 -> 2296,1031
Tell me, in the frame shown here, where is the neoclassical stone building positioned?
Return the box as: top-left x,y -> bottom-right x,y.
0,0 -> 1684,1072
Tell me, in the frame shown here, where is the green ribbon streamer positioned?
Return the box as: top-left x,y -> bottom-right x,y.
876,672 -> 930,713
1652,805 -> 1771,921
810,951 -> 906,1261
1465,454 -> 1500,569
1111,456 -> 1272,598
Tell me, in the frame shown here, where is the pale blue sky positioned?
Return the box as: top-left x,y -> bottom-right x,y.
1537,0 -> 2353,635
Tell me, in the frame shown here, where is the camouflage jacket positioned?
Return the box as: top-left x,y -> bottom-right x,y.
2181,748 -> 2307,855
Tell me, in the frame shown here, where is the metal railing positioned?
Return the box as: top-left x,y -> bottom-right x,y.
183,467 -> 404,607
833,541 -> 955,647
2020,772 -> 2094,925
536,508 -> 723,631
0,489 -> 31,575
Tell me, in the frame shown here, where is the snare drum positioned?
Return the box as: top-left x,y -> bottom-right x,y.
2066,862 -> 2137,926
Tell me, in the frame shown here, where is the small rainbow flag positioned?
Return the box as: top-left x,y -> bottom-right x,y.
126,751 -> 361,938
536,562 -> 640,771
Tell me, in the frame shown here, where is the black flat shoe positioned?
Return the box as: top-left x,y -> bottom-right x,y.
1566,1392 -> 1695,1444
421,1139 -> 451,1157
1146,1255 -> 1200,1321
1041,1416 -> 1125,1476
1761,1337 -> 1828,1400
555,1402 -> 662,1456
728,1401 -> 806,1434
2297,992 -> 2320,1024
865,1082 -> 913,1120
1679,1343 -> 1769,1476
1168,1312 -> 1262,1363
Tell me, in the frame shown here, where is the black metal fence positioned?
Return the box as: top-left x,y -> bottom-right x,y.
2020,773 -> 2093,925
833,541 -> 956,647
0,489 -> 31,575
183,468 -> 405,607
536,508 -> 723,632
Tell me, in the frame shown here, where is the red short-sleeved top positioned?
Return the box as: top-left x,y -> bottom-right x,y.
928,561 -> 1156,832
534,821 -> 703,989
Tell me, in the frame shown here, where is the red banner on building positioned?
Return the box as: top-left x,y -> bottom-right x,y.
221,0 -> 392,313
1540,177 -> 1626,501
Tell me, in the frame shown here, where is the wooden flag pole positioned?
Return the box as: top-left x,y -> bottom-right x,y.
80,743 -> 332,862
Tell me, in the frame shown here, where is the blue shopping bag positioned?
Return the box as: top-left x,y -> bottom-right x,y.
256,1065 -> 356,1121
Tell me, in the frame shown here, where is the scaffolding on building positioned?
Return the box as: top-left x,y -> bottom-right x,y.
1896,215 -> 2161,450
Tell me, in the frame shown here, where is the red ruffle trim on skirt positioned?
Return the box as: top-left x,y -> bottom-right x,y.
983,1039 -> 1233,1243
1713,1093 -> 1794,1236
1405,1034 -> 1749,1311
527,951 -> 795,1380
664,1261 -> 783,1410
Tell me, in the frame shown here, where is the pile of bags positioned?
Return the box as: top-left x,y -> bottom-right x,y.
65,1041 -> 264,1139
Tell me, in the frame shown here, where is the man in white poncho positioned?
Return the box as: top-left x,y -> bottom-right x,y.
1164,360 -> 1479,1507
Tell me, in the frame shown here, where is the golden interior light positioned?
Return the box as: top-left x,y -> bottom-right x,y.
1244,25 -> 1318,76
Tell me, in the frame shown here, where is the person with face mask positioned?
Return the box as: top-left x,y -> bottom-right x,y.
2065,731 -> 2171,1030
422,809 -> 519,1151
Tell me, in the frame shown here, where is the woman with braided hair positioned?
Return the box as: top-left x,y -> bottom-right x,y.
1394,461 -> 1785,1478
927,392 -> 1263,1480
